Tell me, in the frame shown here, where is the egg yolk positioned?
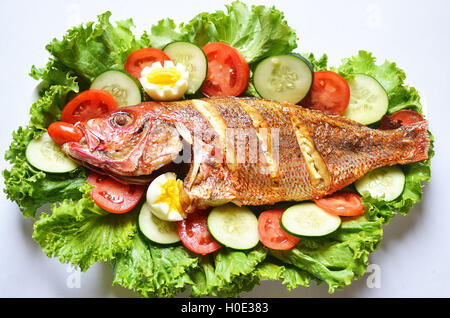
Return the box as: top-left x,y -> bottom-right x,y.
154,178 -> 183,213
147,67 -> 182,87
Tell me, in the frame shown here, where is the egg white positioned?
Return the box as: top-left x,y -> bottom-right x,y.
146,172 -> 186,221
140,61 -> 189,101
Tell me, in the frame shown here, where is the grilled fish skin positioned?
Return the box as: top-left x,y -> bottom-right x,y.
62,97 -> 430,211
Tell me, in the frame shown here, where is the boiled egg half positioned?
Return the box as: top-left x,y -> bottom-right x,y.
140,61 -> 189,101
146,172 -> 187,221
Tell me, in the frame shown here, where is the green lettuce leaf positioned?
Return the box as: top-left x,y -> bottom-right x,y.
149,18 -> 188,51
112,236 -> 268,298
189,246 -> 267,297
4,11 -> 149,218
303,52 -> 329,72
255,261 -> 313,290
335,50 -> 434,223
30,84 -> 79,130
111,233 -> 197,297
271,216 -> 383,293
33,184 -> 137,271
46,11 -> 150,83
363,151 -> 433,223
150,1 -> 297,64
336,50 -> 422,113
3,124 -> 86,218
30,59 -> 79,92
2,75 -> 82,218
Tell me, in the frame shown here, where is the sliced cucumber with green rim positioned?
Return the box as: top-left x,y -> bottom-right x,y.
138,203 -> 181,245
355,165 -> 405,201
90,69 -> 142,107
163,41 -> 208,94
207,204 -> 259,250
26,132 -> 78,173
253,54 -> 313,104
281,202 -> 341,238
343,73 -> 388,125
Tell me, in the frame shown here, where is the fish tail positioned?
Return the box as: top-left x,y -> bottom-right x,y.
393,121 -> 430,164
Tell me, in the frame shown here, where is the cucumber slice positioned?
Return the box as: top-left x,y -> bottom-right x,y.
343,74 -> 388,125
355,165 -> 405,201
90,69 -> 142,107
26,132 -> 78,173
281,202 -> 341,238
207,204 -> 259,250
163,41 -> 208,94
253,54 -> 313,104
138,203 -> 181,245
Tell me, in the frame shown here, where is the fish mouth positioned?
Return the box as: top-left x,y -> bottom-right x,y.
63,138 -> 158,186
62,122 -> 110,171
68,156 -> 189,186
74,122 -> 104,152
78,161 -> 157,185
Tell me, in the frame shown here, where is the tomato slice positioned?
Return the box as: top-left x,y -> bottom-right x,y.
313,191 -> 364,216
61,90 -> 118,124
177,210 -> 222,255
379,109 -> 424,129
201,42 -> 250,97
257,209 -> 300,250
125,48 -> 171,80
301,71 -> 350,115
87,172 -> 146,214
48,122 -> 83,145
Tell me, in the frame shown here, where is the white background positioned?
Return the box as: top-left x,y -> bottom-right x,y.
0,0 -> 449,298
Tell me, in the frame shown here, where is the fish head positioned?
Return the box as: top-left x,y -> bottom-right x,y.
62,103 -> 183,178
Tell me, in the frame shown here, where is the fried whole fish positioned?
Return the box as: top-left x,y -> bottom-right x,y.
62,97 -> 429,211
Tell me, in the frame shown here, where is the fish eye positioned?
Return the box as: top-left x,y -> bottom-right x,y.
110,112 -> 133,128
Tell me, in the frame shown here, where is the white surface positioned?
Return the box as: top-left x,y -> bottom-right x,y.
0,0 -> 449,298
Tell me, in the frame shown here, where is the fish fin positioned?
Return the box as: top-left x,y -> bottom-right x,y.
395,120 -> 430,164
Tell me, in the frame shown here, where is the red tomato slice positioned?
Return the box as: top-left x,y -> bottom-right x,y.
177,210 -> 222,255
380,109 -> 424,129
201,42 -> 250,97
314,191 -> 364,217
48,122 -> 83,145
87,172 -> 146,214
258,209 -> 300,250
61,90 -> 118,124
301,71 -> 350,115
125,48 -> 171,80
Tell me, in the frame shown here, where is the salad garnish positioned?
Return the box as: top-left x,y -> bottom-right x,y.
3,1 -> 433,297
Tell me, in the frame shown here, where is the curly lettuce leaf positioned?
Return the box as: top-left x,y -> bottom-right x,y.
150,1 -> 297,64
3,75 -> 82,218
271,216 -> 383,293
189,246 -> 267,297
336,50 -> 422,114
4,11 -> 149,218
46,11 -> 150,83
363,152 -> 433,223
303,52 -> 329,72
3,125 -> 86,218
30,84 -> 79,130
149,18 -> 188,51
255,261 -> 313,291
30,59 -> 79,93
334,51 -> 433,223
112,237 -> 268,298
33,184 -> 137,271
111,233 -> 197,297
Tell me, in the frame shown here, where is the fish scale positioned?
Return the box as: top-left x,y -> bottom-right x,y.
63,97 -> 430,211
